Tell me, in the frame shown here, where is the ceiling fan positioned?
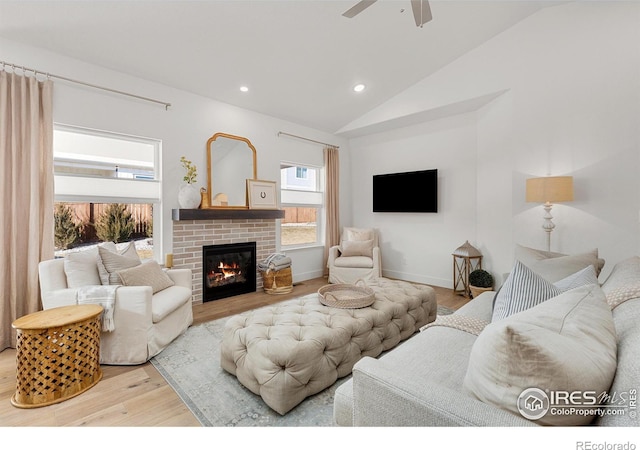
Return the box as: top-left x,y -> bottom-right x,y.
342,0 -> 433,27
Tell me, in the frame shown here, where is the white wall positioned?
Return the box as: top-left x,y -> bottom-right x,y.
5,1 -> 638,289
345,1 -> 640,285
1,37 -> 351,282
349,113 -> 478,286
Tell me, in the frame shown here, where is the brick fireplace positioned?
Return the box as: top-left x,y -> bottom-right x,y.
171,208 -> 284,304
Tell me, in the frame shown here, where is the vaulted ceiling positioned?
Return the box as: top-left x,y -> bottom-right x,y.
0,1 -> 563,133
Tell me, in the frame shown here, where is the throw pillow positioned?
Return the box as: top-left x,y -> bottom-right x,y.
96,242 -> 117,284
464,284 -> 617,426
63,249 -> 102,288
340,239 -> 374,258
491,261 -> 563,321
514,244 -> 605,282
600,256 -> 640,309
117,260 -> 175,294
601,256 -> 640,295
343,227 -> 374,243
552,265 -> 599,291
98,245 -> 141,285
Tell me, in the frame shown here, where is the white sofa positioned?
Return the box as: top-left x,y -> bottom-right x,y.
334,253 -> 640,427
38,255 -> 193,365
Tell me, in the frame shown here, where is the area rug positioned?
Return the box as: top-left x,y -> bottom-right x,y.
151,304 -> 454,427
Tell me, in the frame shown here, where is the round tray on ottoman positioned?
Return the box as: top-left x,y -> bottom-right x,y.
318,282 -> 375,309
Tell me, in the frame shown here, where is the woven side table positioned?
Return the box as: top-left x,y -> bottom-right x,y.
11,304 -> 103,408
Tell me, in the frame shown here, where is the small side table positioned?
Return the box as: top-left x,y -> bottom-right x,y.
11,304 -> 103,408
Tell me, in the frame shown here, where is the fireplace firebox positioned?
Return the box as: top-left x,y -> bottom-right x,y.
202,242 -> 257,302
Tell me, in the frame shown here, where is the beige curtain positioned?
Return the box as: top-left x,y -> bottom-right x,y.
323,146 -> 340,275
0,70 -> 55,351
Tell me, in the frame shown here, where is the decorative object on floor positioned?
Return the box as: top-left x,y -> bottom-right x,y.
247,179 -> 278,209
468,269 -> 493,299
151,304 -> 453,426
207,132 -> 257,209
526,175 -> 574,251
11,304 -> 103,408
221,278 -> 437,415
318,281 -> 375,309
261,267 -> 293,294
258,253 -> 293,294
452,240 -> 483,298
178,156 -> 201,209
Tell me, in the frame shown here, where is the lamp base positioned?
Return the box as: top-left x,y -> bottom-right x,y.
541,202 -> 555,252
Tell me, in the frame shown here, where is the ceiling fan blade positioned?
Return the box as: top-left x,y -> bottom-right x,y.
342,0 -> 377,18
410,0 -> 432,27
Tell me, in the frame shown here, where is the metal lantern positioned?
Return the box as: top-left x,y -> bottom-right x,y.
452,241 -> 483,298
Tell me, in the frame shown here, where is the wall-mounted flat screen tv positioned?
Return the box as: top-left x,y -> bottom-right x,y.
373,169 -> 438,213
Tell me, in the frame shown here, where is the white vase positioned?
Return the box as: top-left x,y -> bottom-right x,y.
178,184 -> 201,209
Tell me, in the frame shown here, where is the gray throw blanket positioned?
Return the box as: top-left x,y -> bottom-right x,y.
258,253 -> 292,272
77,285 -> 118,332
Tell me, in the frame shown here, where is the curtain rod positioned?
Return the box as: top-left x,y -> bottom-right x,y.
1,60 -> 172,110
277,131 -> 339,149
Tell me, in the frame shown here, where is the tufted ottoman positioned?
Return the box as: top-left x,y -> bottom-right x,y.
220,278 -> 437,415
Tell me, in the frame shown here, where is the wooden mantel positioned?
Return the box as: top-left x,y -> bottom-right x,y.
172,208 -> 285,221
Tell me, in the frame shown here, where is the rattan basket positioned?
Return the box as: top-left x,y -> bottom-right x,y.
261,267 -> 293,295
318,281 -> 375,309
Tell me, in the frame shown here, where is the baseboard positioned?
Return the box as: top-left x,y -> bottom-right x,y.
381,269 -> 450,289
292,269 -> 325,285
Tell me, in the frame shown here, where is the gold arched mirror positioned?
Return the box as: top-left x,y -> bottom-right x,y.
206,133 -> 257,209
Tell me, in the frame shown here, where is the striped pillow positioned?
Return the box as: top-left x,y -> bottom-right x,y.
553,265 -> 599,291
98,245 -> 141,285
492,261 -> 563,321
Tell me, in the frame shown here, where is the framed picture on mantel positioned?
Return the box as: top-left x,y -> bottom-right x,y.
247,179 -> 278,209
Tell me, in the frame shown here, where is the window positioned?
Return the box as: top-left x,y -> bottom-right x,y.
280,163 -> 323,248
54,124 -> 159,195
295,167 -> 308,179
53,124 -> 161,259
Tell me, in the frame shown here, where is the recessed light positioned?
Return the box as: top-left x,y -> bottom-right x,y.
353,84 -> 366,93
240,86 -> 249,92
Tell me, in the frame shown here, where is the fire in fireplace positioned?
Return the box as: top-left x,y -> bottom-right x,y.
202,242 -> 257,301
207,261 -> 245,287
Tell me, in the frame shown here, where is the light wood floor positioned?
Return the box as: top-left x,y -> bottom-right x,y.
0,277 -> 466,427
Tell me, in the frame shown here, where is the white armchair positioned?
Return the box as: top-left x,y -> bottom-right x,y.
38,258 -> 193,365
327,227 -> 382,284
